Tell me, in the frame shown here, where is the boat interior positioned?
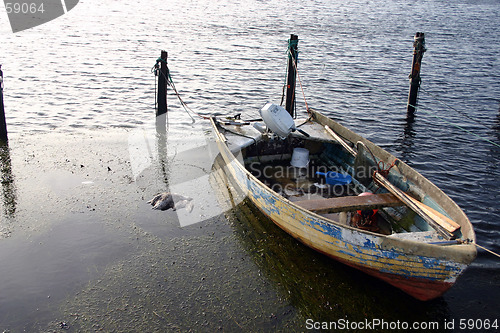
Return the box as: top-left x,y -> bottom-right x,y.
218,118 -> 464,243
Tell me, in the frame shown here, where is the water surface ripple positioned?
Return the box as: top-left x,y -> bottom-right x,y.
0,0 -> 499,330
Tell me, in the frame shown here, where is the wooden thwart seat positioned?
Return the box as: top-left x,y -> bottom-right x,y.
295,193 -> 402,214
296,192 -> 461,237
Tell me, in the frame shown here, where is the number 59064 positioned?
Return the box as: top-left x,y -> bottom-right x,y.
5,2 -> 45,14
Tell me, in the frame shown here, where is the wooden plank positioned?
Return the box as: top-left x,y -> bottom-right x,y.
324,125 -> 357,156
405,195 -> 461,231
295,193 -> 402,214
373,173 -> 458,239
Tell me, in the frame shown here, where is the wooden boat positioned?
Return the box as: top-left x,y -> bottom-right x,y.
209,38 -> 476,301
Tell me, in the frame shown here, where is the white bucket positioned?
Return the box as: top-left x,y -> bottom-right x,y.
290,148 -> 309,168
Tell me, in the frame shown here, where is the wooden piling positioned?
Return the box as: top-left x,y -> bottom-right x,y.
407,32 -> 426,114
157,50 -> 168,117
285,34 -> 298,117
0,65 -> 7,142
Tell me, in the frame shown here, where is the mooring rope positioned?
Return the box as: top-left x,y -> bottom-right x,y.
153,58 -> 210,123
280,64 -> 288,107
420,87 -> 492,131
411,102 -> 500,149
166,72 -> 198,123
287,48 -> 311,114
474,243 -> 500,259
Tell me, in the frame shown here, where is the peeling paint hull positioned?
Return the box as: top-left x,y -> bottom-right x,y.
319,246 -> 454,301
210,114 -> 476,301
353,263 -> 453,301
260,204 -> 462,301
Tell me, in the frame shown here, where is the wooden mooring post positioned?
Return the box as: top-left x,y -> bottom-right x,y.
407,32 -> 426,114
156,50 -> 168,117
0,65 -> 7,142
285,34 -> 298,117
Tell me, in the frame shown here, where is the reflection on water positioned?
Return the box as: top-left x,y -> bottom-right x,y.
0,0 -> 498,329
396,109 -> 417,164
156,113 -> 169,187
0,140 -> 16,221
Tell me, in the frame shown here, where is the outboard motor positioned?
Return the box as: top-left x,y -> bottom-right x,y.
259,103 -> 310,138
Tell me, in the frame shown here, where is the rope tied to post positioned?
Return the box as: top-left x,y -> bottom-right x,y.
280,38 -> 298,108
286,43 -> 311,115
152,58 -> 210,123
287,37 -> 299,52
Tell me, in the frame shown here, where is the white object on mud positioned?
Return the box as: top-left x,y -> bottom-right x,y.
147,192 -> 194,212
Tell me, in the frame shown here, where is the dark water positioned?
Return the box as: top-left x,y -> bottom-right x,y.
0,0 -> 499,331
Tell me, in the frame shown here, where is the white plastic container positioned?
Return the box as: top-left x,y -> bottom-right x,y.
259,103 -> 295,139
290,147 -> 309,168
